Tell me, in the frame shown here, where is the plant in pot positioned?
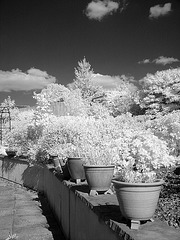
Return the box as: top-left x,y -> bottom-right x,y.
48,146 -> 63,173
64,144 -> 86,184
112,130 -> 176,229
82,142 -> 116,196
5,144 -> 18,158
45,145 -> 68,178
48,143 -> 84,182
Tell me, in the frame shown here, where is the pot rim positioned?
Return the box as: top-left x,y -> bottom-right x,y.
50,154 -> 58,157
6,150 -> 17,152
67,157 -> 82,160
112,178 -> 164,186
83,164 -> 115,168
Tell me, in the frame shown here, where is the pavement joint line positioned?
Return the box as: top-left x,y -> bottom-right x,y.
0,177 -> 66,239
11,184 -> 17,236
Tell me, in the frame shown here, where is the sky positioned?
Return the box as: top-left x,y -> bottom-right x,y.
0,0 -> 180,106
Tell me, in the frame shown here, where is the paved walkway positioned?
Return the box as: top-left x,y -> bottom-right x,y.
0,178 -> 66,240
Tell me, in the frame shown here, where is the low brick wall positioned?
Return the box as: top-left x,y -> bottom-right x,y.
0,157 -> 180,240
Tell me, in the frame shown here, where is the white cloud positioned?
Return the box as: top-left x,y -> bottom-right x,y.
85,0 -> 119,21
91,73 -> 134,89
138,59 -> 150,64
27,68 -> 49,77
153,56 -> 180,65
0,68 -> 56,92
149,3 -> 172,19
138,56 -> 179,66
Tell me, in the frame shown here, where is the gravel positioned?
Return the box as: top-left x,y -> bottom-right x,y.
154,166 -> 180,229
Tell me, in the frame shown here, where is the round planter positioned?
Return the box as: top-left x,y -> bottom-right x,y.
67,157 -> 85,183
59,158 -> 71,180
61,163 -> 71,180
52,155 -> 60,167
6,150 -> 17,158
112,179 -> 164,229
84,165 -> 115,196
51,155 -> 62,172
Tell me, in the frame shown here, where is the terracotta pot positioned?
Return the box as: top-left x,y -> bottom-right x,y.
112,179 -> 164,222
67,157 -> 85,183
52,155 -> 60,168
62,163 -> 71,180
51,155 -> 62,173
59,158 -> 71,180
6,150 -> 17,158
84,165 -> 115,196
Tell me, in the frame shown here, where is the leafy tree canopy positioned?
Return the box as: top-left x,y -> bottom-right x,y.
67,57 -> 105,102
138,68 -> 180,115
0,96 -> 15,109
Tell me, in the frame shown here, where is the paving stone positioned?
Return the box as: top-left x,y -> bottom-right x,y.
14,226 -> 53,238
0,178 -> 66,240
15,207 -> 42,216
14,215 -> 49,228
0,208 -> 12,217
0,214 -> 13,230
0,229 -> 12,240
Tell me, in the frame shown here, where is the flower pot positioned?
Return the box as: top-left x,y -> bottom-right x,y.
6,150 -> 17,158
67,157 -> 85,183
84,165 -> 115,196
112,179 -> 164,229
58,158 -> 71,180
51,155 -> 62,172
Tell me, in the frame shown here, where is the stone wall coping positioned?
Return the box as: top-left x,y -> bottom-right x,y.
0,161 -> 179,240
49,164 -> 180,240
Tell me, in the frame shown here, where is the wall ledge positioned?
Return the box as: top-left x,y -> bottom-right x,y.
57,174 -> 180,240
0,159 -> 180,240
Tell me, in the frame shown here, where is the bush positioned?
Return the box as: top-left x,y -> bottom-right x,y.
145,111 -> 180,158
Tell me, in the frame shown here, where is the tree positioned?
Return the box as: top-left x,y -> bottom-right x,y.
138,68 -> 180,115
33,83 -> 88,121
0,96 -> 19,123
104,77 -> 138,116
67,57 -> 104,102
0,96 -> 15,109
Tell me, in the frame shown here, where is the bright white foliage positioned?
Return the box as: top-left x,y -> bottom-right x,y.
139,68 -> 180,115
4,109 -> 36,156
2,66 -> 179,182
145,110 -> 180,159
0,96 -> 15,108
105,81 -> 138,116
32,113 -> 176,182
33,83 -> 89,125
68,57 -> 103,102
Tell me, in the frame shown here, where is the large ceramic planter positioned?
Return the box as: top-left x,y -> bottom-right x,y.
84,165 -> 115,196
59,158 -> 71,180
51,155 -> 62,172
112,179 -> 164,229
6,150 -> 17,158
67,157 -> 85,183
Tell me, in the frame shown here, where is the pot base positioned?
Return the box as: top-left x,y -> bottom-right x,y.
89,188 -> 113,196
130,218 -> 154,230
70,178 -> 85,184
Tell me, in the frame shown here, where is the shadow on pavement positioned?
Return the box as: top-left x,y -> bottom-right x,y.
32,193 -> 66,240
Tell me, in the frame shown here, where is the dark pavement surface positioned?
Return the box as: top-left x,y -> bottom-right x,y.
0,178 -> 66,240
